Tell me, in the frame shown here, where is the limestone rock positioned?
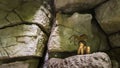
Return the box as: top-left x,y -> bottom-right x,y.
0,0 -> 51,32
55,0 -> 106,13
0,59 -> 39,68
95,0 -> 120,34
48,52 -> 112,68
109,32 -> 120,48
48,13 -> 109,57
0,24 -> 47,58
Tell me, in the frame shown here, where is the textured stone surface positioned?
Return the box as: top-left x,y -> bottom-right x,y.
0,24 -> 47,58
0,59 -> 39,68
48,13 -> 109,56
109,33 -> 120,48
0,0 -> 120,68
0,0 -> 51,68
55,0 -> 106,13
48,52 -> 112,68
0,0 -> 51,32
95,0 -> 120,34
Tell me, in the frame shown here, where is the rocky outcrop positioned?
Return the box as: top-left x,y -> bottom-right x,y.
0,0 -> 51,33
95,0 -> 120,34
0,0 -> 120,68
48,52 -> 112,68
55,0 -> 106,13
0,24 -> 47,58
48,12 -> 109,58
0,0 -> 51,67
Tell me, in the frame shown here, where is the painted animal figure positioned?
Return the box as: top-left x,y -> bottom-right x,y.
77,42 -> 90,55
69,34 -> 88,45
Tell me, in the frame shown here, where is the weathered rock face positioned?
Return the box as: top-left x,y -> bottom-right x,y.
48,52 -> 112,68
0,0 -> 120,68
0,0 -> 51,33
109,33 -> 120,48
0,0 -> 52,68
0,24 -> 47,58
48,12 -> 109,58
0,59 -> 39,68
55,0 -> 106,13
95,0 -> 120,34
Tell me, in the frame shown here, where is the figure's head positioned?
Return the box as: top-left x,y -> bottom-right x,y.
79,34 -> 88,42
79,41 -> 86,45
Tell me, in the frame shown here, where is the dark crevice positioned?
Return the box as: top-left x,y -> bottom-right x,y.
49,51 -> 77,59
46,0 -> 56,27
104,47 -> 120,67
4,10 -> 23,24
105,51 -> 119,68
38,0 -> 56,68
56,0 -> 110,15
40,4 -> 51,20
93,0 -> 110,9
2,0 -> 26,24
4,44 -> 16,48
37,27 -> 49,68
105,47 -> 120,52
12,9 -> 24,22
4,12 -> 13,24
108,31 -> 120,36
20,0 -> 28,5
0,56 -> 40,64
91,10 -> 112,50
59,9 -> 93,15
36,23 -> 49,37
5,18 -> 11,24
0,22 -> 48,37
37,37 -> 48,68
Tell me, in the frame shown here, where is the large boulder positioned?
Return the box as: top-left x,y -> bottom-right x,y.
48,12 -> 109,58
0,0 -> 51,33
48,52 -> 112,68
0,24 -> 47,58
0,0 -> 51,68
95,0 -> 120,34
55,0 -> 106,13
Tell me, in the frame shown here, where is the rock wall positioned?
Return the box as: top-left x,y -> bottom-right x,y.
0,0 -> 119,68
0,0 -> 51,68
